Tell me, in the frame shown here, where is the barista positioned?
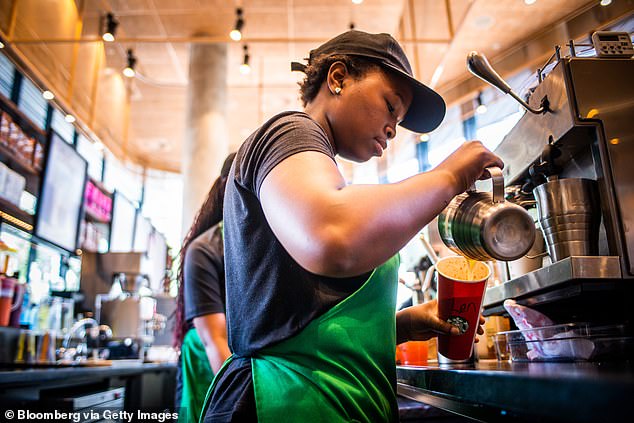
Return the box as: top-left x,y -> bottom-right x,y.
203,30 -> 501,422
173,153 -> 235,423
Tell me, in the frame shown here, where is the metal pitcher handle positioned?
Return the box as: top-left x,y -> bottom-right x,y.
488,167 -> 504,203
467,167 -> 504,203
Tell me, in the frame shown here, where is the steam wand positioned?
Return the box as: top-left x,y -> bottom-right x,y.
467,51 -> 550,115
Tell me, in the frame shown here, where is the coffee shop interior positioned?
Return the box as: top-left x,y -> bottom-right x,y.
0,0 -> 633,421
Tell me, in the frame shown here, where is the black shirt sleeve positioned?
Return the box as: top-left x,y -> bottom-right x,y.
237,112 -> 336,197
183,225 -> 226,322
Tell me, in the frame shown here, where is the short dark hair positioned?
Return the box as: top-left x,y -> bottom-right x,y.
297,54 -> 380,106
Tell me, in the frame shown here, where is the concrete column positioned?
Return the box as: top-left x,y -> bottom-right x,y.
181,43 -> 229,236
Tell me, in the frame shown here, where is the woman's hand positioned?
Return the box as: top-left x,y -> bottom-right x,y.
434,141 -> 504,195
396,300 -> 486,344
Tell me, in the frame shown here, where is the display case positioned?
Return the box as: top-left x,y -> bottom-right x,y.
0,91 -> 46,232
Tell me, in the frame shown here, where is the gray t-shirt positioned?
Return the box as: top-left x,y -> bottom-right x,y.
224,111 -> 370,356
183,224 -> 225,324
204,111 -> 370,421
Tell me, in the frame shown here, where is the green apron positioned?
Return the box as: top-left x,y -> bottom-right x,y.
200,255 -> 400,423
180,329 -> 214,423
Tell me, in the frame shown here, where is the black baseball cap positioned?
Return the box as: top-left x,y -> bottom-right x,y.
292,30 -> 446,133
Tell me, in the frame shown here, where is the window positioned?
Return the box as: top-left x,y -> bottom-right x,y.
143,169 -> 183,248
427,105 -> 465,168
103,152 -> 143,205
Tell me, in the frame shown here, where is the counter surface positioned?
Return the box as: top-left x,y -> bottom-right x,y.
397,359 -> 634,422
0,362 -> 177,387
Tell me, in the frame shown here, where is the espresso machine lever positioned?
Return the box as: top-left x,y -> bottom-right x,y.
467,51 -> 550,115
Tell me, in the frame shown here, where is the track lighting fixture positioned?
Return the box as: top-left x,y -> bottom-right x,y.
123,49 -> 136,78
230,8 -> 244,41
240,45 -> 251,75
475,93 -> 487,115
102,12 -> 118,42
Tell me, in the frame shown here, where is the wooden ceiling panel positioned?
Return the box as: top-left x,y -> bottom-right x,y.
150,0 -> 229,12
101,0 -> 153,14
415,43 -> 449,84
157,11 -> 229,37
8,0 -> 615,172
412,0 -> 451,40
243,10 -> 289,38
291,10 -> 354,38
134,43 -> 175,64
435,0 -> 594,90
116,14 -> 165,37
139,63 -> 184,82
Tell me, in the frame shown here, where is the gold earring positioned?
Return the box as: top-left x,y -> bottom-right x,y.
334,87 -> 342,95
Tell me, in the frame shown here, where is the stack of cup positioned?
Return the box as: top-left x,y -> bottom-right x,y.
533,178 -> 600,262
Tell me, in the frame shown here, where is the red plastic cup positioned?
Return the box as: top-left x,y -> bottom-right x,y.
0,276 -> 17,327
436,256 -> 490,361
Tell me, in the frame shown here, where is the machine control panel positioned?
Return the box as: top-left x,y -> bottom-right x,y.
592,31 -> 634,58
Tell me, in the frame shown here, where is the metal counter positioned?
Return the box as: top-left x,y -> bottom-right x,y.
397,360 -> 634,422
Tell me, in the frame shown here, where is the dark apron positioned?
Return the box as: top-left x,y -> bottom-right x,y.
200,255 -> 400,422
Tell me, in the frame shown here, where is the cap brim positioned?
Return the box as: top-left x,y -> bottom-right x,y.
381,62 -> 446,133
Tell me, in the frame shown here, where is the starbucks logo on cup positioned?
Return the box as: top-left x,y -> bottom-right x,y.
447,316 -> 469,334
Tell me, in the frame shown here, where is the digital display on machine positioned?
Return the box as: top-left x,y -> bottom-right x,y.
599,34 -> 620,41
36,132 -> 88,252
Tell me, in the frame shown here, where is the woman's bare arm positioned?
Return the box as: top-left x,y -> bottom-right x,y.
193,313 -> 231,373
260,141 -> 502,277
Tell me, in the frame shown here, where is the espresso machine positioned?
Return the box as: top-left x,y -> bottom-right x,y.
467,32 -> 634,324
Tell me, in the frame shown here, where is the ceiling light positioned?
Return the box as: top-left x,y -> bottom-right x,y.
0,41 -> 4,49
64,114 -> 76,123
352,0 -> 363,4
524,0 -> 536,4
419,133 -> 430,142
240,45 -> 251,75
230,8 -> 244,41
123,49 -> 136,78
102,12 -> 118,42
476,93 -> 487,115
42,90 -> 55,100
600,0 -> 612,5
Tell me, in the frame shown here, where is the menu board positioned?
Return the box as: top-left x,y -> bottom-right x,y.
36,132 -> 88,252
133,212 -> 152,253
145,229 -> 167,292
84,179 -> 112,222
109,191 -> 136,252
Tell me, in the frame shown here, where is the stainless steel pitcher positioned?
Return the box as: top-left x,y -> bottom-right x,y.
533,178 -> 600,262
438,167 -> 536,261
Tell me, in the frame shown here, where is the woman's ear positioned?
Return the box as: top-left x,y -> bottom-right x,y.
327,61 -> 347,95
